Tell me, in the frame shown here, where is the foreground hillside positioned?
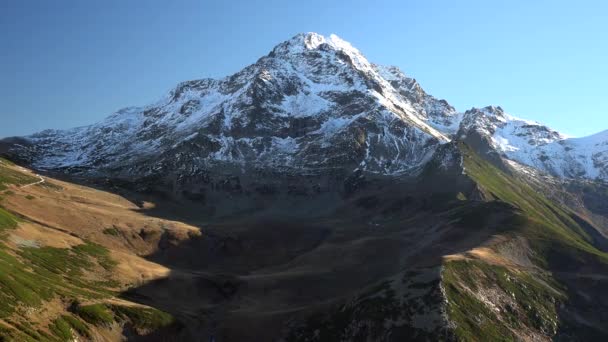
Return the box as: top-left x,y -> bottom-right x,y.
0,157 -> 195,341
1,141 -> 608,341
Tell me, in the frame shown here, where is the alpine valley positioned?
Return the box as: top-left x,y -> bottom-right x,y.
1,33 -> 608,341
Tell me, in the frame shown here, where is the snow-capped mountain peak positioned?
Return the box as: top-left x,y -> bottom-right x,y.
274,32 -> 367,62
7,33 -> 462,178
3,33 -> 607,184
299,32 -> 359,53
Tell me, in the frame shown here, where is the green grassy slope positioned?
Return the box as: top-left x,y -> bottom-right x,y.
0,160 -> 175,341
442,143 -> 608,341
459,143 -> 608,264
0,159 -> 38,191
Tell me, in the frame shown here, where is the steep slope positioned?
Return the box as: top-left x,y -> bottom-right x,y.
282,143 -> 608,342
4,143 -> 608,341
443,143 -> 608,341
0,158 -> 194,341
0,149 -> 510,341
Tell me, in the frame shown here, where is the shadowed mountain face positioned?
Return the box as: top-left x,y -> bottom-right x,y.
1,33 -> 608,341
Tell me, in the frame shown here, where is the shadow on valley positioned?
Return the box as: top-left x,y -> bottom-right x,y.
23,158 -> 608,341
109,176 -> 523,341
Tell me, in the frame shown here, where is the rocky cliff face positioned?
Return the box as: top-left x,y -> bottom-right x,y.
2,33 -> 607,188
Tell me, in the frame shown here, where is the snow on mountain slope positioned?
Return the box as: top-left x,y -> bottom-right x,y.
458,106 -> 608,181
374,65 -> 461,134
14,33 -> 457,178
531,129 -> 608,180
3,33 -> 607,183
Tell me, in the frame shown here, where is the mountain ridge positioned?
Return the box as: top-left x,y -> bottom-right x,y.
2,32 -> 606,185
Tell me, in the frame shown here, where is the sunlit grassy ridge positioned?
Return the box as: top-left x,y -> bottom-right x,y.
0,238 -> 119,338
111,304 -> 175,332
0,159 -> 38,191
459,143 -> 608,263
443,259 -> 565,341
442,143 -> 608,341
0,225 -> 171,341
50,315 -> 91,340
0,162 -> 112,339
0,160 -> 178,341
0,208 -> 18,233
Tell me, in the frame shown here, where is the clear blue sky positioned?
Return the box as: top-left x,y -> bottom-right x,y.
1,0 -> 607,138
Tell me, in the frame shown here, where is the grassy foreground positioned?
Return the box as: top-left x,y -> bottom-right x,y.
0,159 -> 176,341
